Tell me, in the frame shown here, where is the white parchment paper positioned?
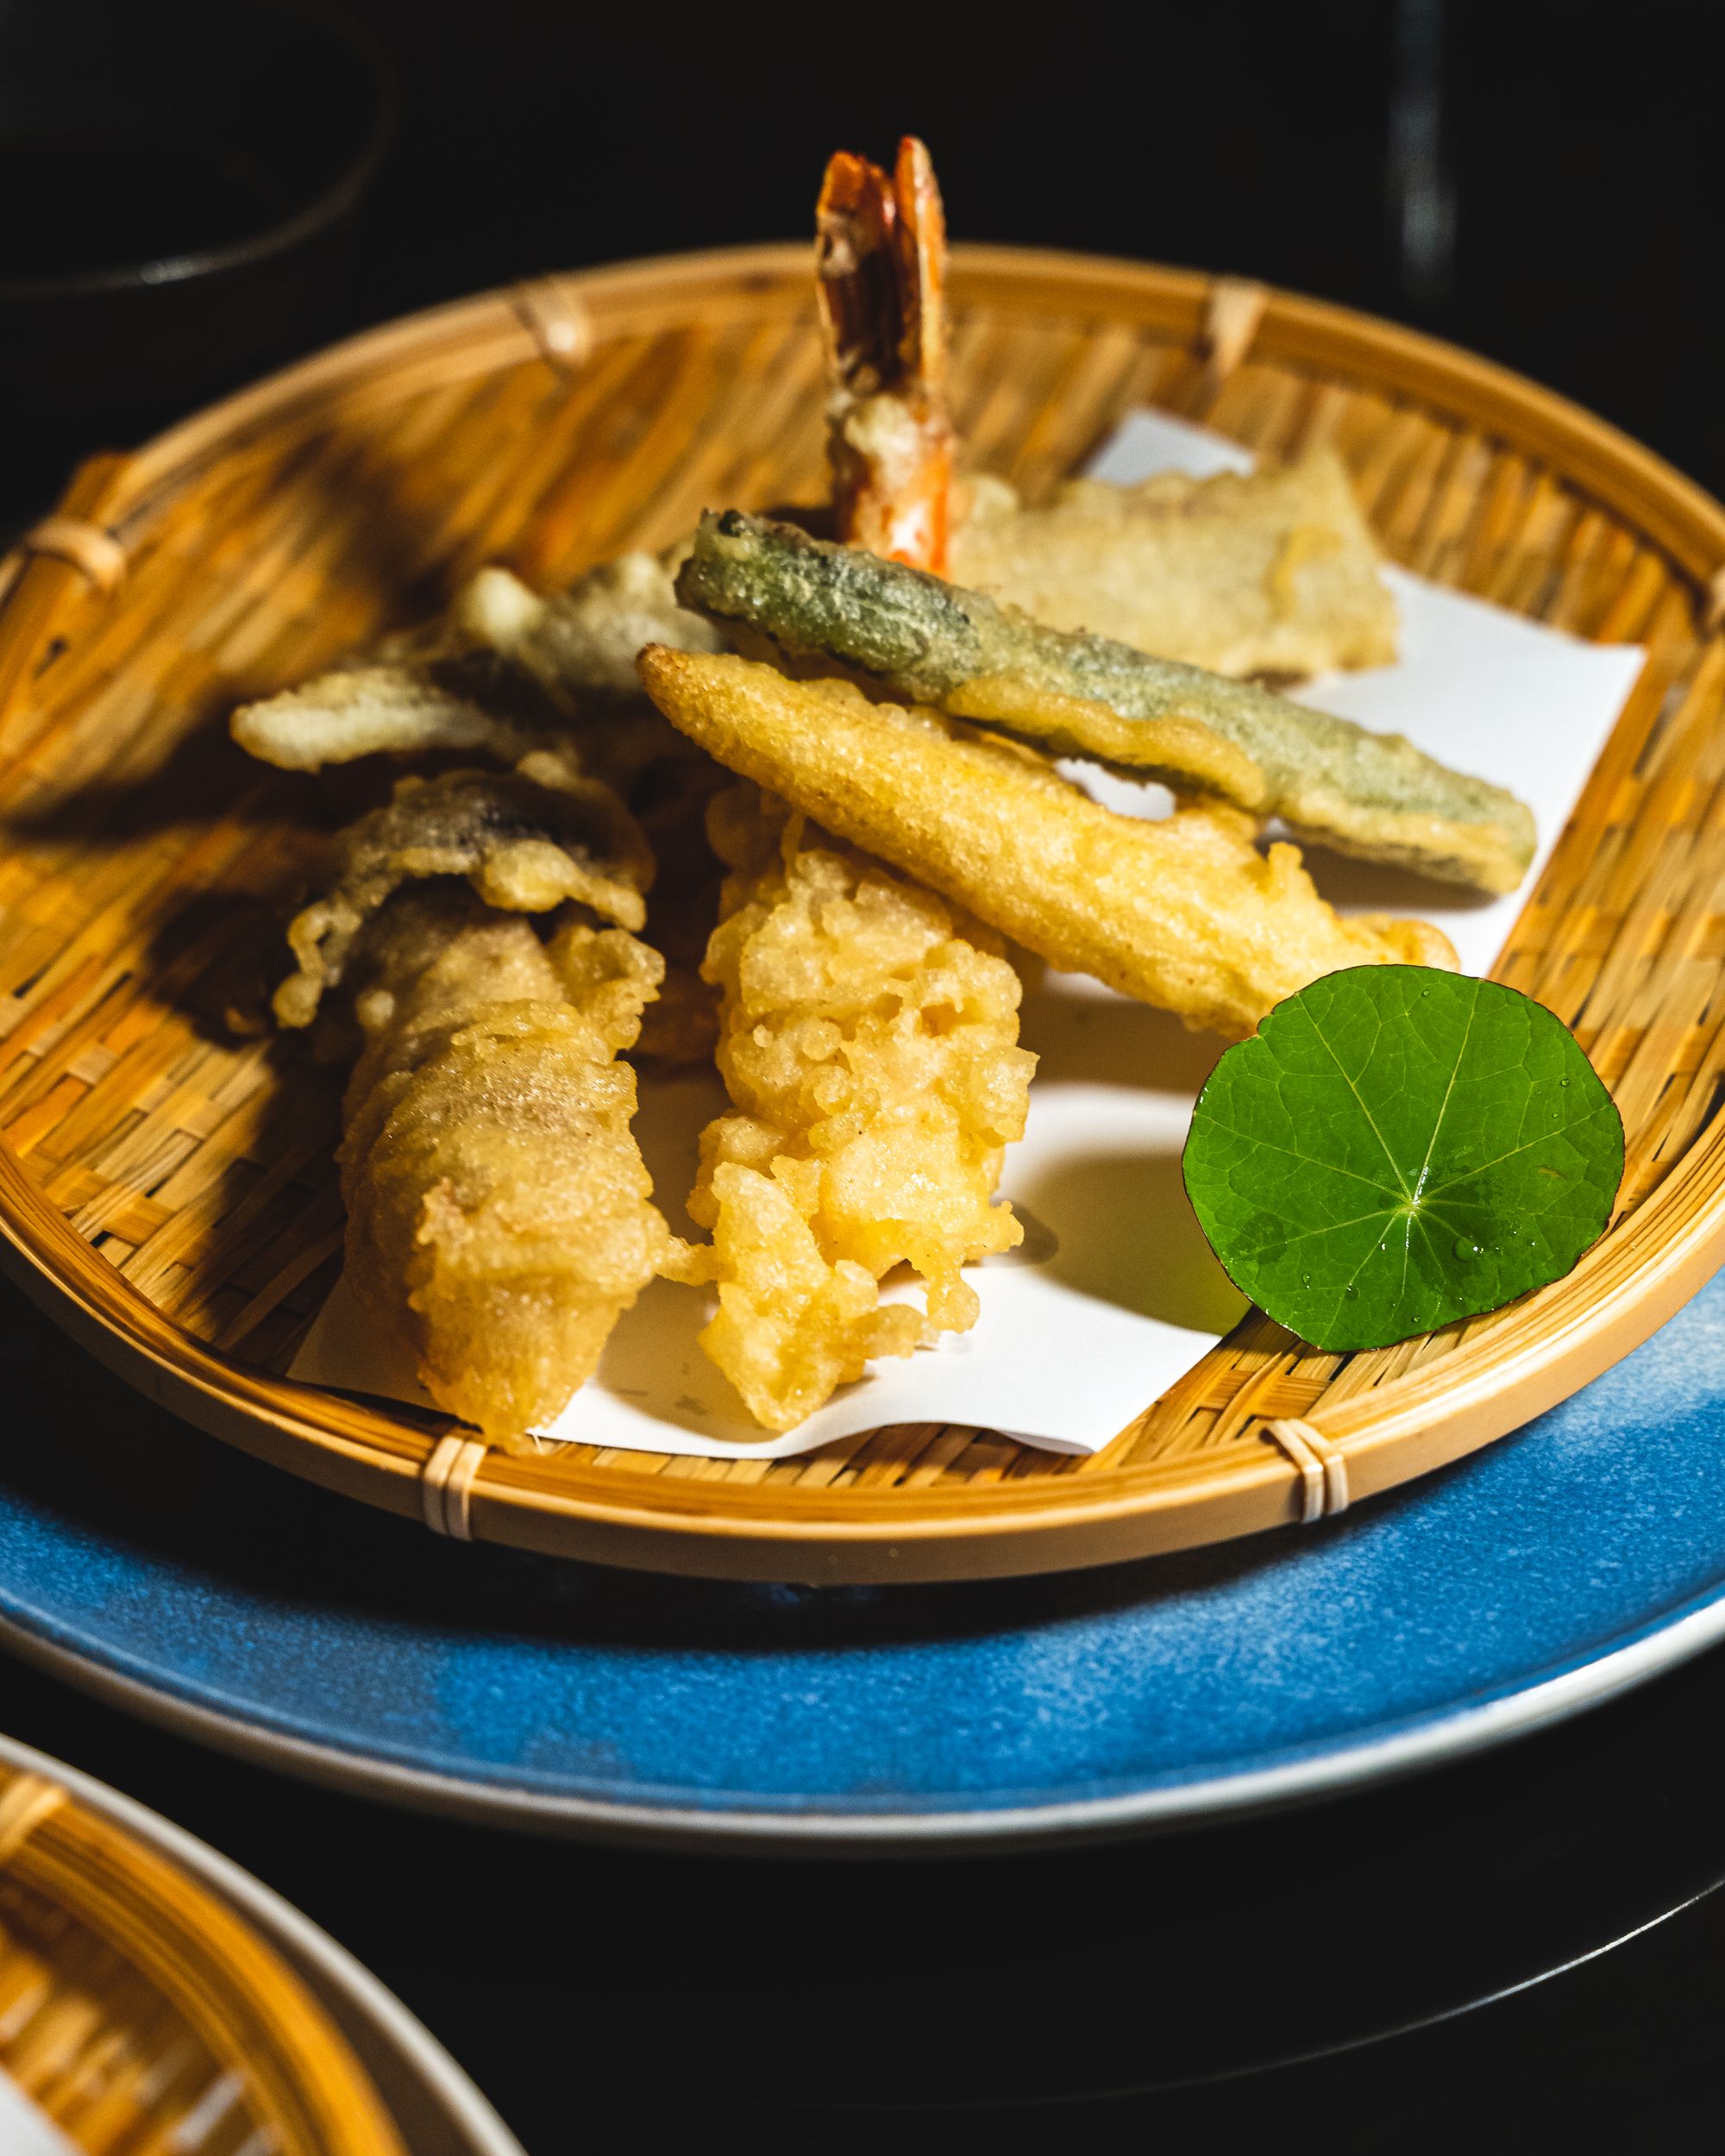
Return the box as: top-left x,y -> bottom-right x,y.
0,2069 -> 78,2156
292,411 -> 1647,1458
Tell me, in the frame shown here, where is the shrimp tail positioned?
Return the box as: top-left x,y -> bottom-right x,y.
816,135 -> 954,572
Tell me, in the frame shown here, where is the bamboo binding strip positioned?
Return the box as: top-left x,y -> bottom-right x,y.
0,241 -> 1721,1583
1263,1420 -> 1351,1523
0,1761 -> 402,2155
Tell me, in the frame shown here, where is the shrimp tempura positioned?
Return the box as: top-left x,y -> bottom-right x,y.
817,136 -> 954,570
663,787 -> 1034,1432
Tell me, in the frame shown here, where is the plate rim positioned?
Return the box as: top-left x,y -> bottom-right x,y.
0,1728 -> 525,2154
3,1556 -> 1724,1850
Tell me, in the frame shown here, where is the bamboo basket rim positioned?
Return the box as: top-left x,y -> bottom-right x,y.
0,1759 -> 403,2153
1,240 -> 1721,1583
47,240 -> 1725,576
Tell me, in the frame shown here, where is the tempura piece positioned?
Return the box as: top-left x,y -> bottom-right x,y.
445,580 -> 734,962
817,136 -> 954,570
638,649 -> 1455,1041
236,543 -> 725,1065
272,768 -> 653,1029
678,511 -> 1535,893
457,552 -> 724,705
811,135 -> 1389,679
662,787 -> 1033,1431
337,886 -> 669,1446
231,555 -> 721,774
949,450 -> 1399,680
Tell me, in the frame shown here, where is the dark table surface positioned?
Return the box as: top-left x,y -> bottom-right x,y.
10,4 -> 1725,2145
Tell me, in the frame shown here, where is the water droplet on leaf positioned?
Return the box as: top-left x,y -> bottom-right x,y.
1238,1213 -> 1285,1264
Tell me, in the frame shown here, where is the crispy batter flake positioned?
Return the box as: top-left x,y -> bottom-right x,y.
662,787 -> 1034,1432
273,768 -> 653,1030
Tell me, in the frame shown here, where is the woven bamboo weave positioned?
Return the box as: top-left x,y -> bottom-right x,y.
0,243 -> 1721,1582
0,1763 -> 401,2154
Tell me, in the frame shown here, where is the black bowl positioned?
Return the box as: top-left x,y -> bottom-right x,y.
0,0 -> 393,445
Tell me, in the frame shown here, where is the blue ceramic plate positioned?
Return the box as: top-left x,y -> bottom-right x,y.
2,1260 -> 1724,1846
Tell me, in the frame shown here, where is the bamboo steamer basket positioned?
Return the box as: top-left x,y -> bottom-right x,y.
0,1760 -> 403,2154
0,243 -> 1719,1584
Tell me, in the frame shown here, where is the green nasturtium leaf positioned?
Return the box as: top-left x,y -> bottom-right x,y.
1181,967 -> 1624,1352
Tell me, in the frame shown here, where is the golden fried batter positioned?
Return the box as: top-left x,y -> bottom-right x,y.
231,557 -> 722,773
677,511 -> 1534,893
237,555 -> 726,1062
950,450 -> 1399,680
662,786 -> 1034,1432
272,768 -> 653,1030
460,553 -> 724,705
638,649 -> 1455,1041
339,887 -> 669,1447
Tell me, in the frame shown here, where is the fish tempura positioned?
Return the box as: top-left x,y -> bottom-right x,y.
336,887 -> 669,1446
950,450 -> 1399,680
662,786 -> 1033,1431
638,648 -> 1455,1040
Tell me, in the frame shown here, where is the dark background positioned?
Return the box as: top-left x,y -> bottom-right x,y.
11,0 -> 1725,2147
21,0 -> 1725,505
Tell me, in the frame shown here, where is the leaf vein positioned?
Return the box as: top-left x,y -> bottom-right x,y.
1201,1128 -> 1403,1196
1307,1006 -> 1409,1195
1421,1107 -> 1615,1198
1413,978 -> 1479,1198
